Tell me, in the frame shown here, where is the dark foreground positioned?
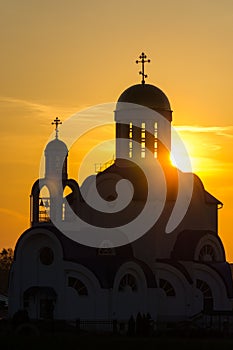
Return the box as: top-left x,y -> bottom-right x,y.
1,334 -> 233,350
1,315 -> 233,349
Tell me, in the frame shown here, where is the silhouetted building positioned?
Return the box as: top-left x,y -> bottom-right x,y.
8,55 -> 233,327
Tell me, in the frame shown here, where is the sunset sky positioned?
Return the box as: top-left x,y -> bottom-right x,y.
1,0 -> 233,260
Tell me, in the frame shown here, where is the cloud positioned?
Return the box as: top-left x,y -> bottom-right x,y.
0,208 -> 27,222
171,124 -> 233,174
174,125 -> 233,138
0,96 -> 54,114
0,95 -> 80,121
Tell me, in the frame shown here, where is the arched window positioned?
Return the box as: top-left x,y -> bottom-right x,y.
62,185 -> 73,221
39,247 -> 54,265
199,245 -> 216,262
196,279 -> 213,312
119,273 -> 137,292
129,122 -> 133,158
141,122 -> 146,158
154,122 -> 158,158
68,277 -> 88,296
39,186 -> 50,222
159,278 -> 175,296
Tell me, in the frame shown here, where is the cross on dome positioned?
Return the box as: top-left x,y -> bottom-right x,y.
136,52 -> 151,85
52,117 -> 62,139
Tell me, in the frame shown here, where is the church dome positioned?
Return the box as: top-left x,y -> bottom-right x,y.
45,139 -> 68,155
117,84 -> 172,112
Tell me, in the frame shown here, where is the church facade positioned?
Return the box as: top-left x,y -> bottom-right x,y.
8,54 -> 233,327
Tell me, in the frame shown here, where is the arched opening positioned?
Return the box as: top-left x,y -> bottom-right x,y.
129,122 -> 133,158
196,279 -> 213,312
113,264 -> 147,320
199,244 -> 216,262
68,277 -> 88,296
39,186 -> 50,223
159,278 -> 176,296
23,286 -> 57,320
141,122 -> 146,158
119,273 -> 138,292
65,268 -> 98,320
154,122 -> 158,158
30,181 -> 52,224
62,185 -> 76,221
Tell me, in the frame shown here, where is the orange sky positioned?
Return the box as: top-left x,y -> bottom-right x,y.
0,0 -> 233,260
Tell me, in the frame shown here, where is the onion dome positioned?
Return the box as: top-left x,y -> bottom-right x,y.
45,138 -> 68,155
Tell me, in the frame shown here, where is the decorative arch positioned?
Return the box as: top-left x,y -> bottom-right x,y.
62,179 -> 81,221
118,273 -> 138,292
194,263 -> 231,311
9,227 -> 65,319
17,229 -> 64,268
112,261 -> 148,320
68,277 -> 88,296
155,262 -> 192,320
159,278 -> 175,296
194,233 -> 225,262
30,180 -> 50,224
199,245 -> 216,262
64,262 -> 102,293
196,279 -> 213,312
64,263 -> 101,320
113,261 -> 148,293
30,178 -> 80,225
38,185 -> 51,223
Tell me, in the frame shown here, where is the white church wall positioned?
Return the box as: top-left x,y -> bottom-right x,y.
63,262 -> 102,320
112,261 -> 149,321
194,263 -> 232,311
9,229 -> 64,319
155,263 -> 192,321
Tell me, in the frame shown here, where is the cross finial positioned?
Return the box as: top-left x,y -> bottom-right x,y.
136,52 -> 151,84
52,117 -> 62,139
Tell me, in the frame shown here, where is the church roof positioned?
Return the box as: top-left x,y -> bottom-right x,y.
171,230 -> 225,261
117,84 -> 172,112
171,230 -> 224,261
204,191 -> 223,206
96,159 -> 179,201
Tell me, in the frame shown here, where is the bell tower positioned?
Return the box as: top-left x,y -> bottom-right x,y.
30,118 -> 68,225
115,53 -> 172,165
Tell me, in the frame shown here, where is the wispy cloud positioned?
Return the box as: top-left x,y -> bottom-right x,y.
0,208 -> 27,222
174,125 -> 233,138
0,95 -> 80,120
0,96 -> 54,114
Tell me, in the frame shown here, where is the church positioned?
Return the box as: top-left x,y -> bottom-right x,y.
8,53 -> 233,329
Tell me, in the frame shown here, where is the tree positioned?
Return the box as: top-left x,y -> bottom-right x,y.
0,248 -> 14,271
0,248 -> 14,295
